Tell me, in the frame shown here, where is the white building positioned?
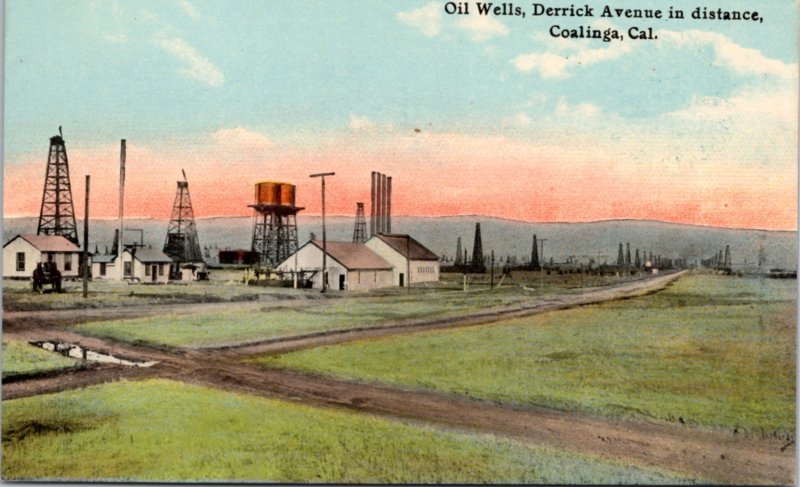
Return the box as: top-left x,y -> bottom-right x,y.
90,247 -> 172,283
276,240 -> 394,290
366,234 -> 440,287
3,234 -> 82,279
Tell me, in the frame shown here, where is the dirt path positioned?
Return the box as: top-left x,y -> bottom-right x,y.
3,271 -> 795,484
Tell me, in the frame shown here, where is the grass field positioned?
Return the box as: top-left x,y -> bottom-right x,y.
1,379 -> 696,483
260,274 -> 796,436
70,286 -> 557,348
2,340 -> 80,379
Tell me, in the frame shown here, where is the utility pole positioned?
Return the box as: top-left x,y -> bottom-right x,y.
406,234 -> 411,292
117,139 -> 126,281
310,172 -> 335,293
82,175 -> 90,298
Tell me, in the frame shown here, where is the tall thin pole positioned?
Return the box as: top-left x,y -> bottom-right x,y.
370,172 -> 376,237
118,139 -> 126,281
406,235 -> 411,292
311,172 -> 335,292
82,175 -> 90,298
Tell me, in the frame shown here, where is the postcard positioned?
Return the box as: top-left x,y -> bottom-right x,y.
2,0 -> 797,483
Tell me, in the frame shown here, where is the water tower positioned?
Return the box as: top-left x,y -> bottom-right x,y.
250,181 -> 303,268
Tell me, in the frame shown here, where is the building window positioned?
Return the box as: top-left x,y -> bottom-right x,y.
100,263 -> 106,276
158,264 -> 164,276
124,262 -> 132,276
145,264 -> 151,276
47,253 -> 55,263
16,252 -> 24,272
64,253 -> 72,271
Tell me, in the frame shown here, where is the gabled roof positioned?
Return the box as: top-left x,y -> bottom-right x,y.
127,247 -> 173,263
371,234 -> 439,261
308,241 -> 392,270
3,234 -> 80,252
92,254 -> 117,263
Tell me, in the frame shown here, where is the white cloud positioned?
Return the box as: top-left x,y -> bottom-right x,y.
178,0 -> 200,20
212,128 -> 272,148
349,114 -> 374,130
667,88 -> 797,126
502,112 -> 532,127
455,15 -> 509,41
396,2 -> 441,37
153,34 -> 224,87
659,29 -> 796,80
512,43 -> 632,78
554,99 -> 600,118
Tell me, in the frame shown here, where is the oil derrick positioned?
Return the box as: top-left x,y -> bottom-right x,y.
617,243 -> 624,266
724,245 -> 731,268
37,128 -> 79,245
352,202 -> 367,243
471,222 -> 485,272
625,243 -> 632,265
530,234 -> 540,270
634,249 -> 641,268
163,170 -> 203,266
454,237 -> 463,265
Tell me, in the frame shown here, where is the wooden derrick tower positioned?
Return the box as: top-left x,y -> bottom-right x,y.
163,170 -> 203,267
37,127 -> 79,245
352,202 -> 367,243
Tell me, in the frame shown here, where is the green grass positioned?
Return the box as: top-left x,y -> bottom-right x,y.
70,287 -> 551,348
260,274 -> 796,436
2,340 -> 80,379
1,379 -> 697,483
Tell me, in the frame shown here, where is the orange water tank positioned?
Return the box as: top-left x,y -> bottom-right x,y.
255,181 -> 282,206
279,183 -> 296,207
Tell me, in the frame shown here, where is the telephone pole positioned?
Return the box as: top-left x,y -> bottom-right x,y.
310,172 -> 335,292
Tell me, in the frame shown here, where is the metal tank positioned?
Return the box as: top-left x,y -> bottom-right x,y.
254,181 -> 282,206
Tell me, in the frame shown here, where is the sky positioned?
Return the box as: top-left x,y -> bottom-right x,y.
4,0 -> 798,230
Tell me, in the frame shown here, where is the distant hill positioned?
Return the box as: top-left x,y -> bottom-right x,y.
4,216 -> 797,269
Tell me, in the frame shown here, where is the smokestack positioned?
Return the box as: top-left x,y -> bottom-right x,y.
386,176 -> 392,233
376,172 -> 383,235
382,172 -> 387,233
117,139 -> 126,280
370,172 -> 376,237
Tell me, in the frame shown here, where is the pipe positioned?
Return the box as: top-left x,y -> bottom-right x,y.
370,171 -> 376,237
386,176 -> 392,233
118,139 -> 126,281
376,172 -> 383,235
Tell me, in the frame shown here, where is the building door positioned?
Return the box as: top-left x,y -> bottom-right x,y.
399,273 -> 404,287
151,266 -> 158,283
339,274 -> 346,290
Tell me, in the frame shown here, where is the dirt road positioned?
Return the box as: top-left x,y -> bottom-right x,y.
3,271 -> 796,484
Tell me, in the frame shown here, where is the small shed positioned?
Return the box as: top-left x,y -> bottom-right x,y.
276,241 -> 394,290
3,234 -> 82,279
91,253 -> 117,280
125,247 -> 173,283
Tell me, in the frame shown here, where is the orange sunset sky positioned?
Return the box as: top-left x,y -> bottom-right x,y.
4,1 -> 798,231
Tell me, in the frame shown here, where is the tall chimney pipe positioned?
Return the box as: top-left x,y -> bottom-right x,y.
117,139 -> 126,281
376,172 -> 383,235
386,176 -> 392,233
370,171 -> 376,237
381,173 -> 388,233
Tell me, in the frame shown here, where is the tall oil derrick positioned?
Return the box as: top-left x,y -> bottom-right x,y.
37,128 -> 79,245
724,245 -> 731,268
471,222 -> 485,272
163,170 -> 204,266
352,202 -> 367,243
250,181 -> 303,268
530,234 -> 540,270
625,243 -> 632,265
634,248 -> 641,268
617,243 -> 624,266
370,171 -> 392,236
454,237 -> 463,265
